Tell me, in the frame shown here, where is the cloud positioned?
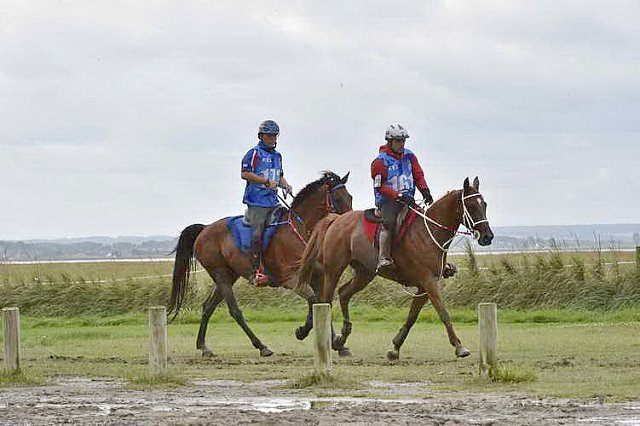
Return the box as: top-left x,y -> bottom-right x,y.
0,0 -> 639,238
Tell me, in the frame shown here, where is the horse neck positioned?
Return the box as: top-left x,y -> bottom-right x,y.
429,190 -> 463,230
292,189 -> 329,230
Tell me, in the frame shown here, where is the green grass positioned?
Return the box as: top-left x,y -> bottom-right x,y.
0,370 -> 46,386
287,371 -> 362,389
0,252 -> 638,399
491,365 -> 537,383
126,372 -> 188,389
1,247 -> 638,317
1,317 -> 639,399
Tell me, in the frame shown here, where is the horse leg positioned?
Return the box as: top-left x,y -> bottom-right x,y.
295,298 -> 316,341
215,268 -> 273,357
196,284 -> 225,357
294,271 -> 321,341
386,294 -> 428,361
334,266 -> 375,356
426,279 -> 470,358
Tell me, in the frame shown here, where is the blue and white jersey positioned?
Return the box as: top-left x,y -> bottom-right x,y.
374,148 -> 416,206
241,142 -> 283,207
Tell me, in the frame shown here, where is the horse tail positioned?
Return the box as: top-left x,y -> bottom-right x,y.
167,223 -> 205,321
293,213 -> 340,294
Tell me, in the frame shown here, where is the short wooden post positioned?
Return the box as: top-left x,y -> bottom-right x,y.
149,306 -> 168,376
313,303 -> 332,374
478,303 -> 497,379
2,307 -> 21,373
636,247 -> 640,272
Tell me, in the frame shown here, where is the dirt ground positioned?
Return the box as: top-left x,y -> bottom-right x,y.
1,377 -> 639,425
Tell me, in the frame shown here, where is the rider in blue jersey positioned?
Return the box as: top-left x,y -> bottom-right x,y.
241,120 -> 293,286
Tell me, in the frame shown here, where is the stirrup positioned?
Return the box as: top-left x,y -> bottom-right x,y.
253,270 -> 270,287
376,258 -> 395,273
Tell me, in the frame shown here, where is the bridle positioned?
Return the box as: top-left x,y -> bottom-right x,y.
409,189 -> 488,253
276,182 -> 347,244
325,183 -> 346,214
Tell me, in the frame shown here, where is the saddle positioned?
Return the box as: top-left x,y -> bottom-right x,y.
226,206 -> 286,255
362,204 -> 418,244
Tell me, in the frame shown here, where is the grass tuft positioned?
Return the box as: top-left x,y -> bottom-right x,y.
0,370 -> 46,387
286,371 -> 361,389
126,372 -> 188,389
491,365 -> 537,383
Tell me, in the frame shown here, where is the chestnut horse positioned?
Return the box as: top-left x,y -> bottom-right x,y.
168,171 -> 352,357
294,177 -> 493,360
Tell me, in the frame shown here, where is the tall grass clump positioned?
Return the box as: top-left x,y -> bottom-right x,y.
445,244 -> 640,310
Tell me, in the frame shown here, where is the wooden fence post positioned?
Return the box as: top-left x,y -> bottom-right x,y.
636,246 -> 639,273
478,303 -> 497,379
2,307 -> 21,374
313,303 -> 332,374
149,306 -> 168,376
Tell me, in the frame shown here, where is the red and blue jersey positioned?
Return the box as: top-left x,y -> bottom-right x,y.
241,142 -> 283,207
371,144 -> 428,206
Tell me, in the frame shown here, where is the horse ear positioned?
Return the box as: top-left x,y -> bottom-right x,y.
473,176 -> 480,190
463,177 -> 470,190
340,171 -> 350,184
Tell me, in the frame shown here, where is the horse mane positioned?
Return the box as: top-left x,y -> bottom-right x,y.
291,171 -> 341,210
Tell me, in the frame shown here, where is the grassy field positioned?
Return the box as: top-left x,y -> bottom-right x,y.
1,314 -> 639,400
1,249 -> 638,399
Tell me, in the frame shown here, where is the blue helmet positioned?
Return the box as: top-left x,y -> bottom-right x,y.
258,120 -> 280,135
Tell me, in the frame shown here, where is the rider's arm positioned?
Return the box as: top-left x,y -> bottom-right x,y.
408,154 -> 429,191
241,149 -> 276,187
371,158 -> 400,200
241,171 -> 270,185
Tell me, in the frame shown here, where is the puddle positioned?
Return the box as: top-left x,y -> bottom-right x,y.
3,377 -> 640,423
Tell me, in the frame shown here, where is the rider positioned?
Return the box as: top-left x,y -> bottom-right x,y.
371,124 -> 433,273
241,119 -> 293,286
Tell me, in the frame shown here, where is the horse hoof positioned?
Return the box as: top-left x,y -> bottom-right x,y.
333,335 -> 345,349
338,347 -> 352,357
260,347 -> 274,357
201,349 -> 214,358
295,327 -> 309,341
386,349 -> 400,362
456,347 -> 471,358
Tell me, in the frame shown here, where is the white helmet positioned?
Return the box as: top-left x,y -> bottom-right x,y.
384,124 -> 410,141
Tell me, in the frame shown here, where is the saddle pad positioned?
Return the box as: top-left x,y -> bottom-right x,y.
226,216 -> 280,255
362,209 -> 419,244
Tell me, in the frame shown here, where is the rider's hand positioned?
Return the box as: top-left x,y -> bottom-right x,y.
420,188 -> 434,205
397,194 -> 415,206
265,179 -> 278,190
284,183 -> 293,195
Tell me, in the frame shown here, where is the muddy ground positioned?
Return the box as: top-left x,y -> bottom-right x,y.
1,377 -> 639,425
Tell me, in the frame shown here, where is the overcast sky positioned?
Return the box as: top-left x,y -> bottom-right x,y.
1,0 -> 638,240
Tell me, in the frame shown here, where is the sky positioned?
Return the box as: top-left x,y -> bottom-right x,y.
1,0 -> 639,240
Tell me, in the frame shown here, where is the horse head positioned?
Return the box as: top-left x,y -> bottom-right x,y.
289,171 -> 352,231
323,171 -> 352,214
462,176 -> 494,246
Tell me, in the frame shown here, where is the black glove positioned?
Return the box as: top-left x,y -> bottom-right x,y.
420,188 -> 434,205
397,194 -> 415,206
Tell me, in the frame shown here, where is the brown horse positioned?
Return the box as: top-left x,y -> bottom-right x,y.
295,177 -> 493,360
168,171 -> 352,357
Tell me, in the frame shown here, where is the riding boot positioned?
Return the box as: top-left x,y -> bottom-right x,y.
376,228 -> 394,274
443,262 -> 458,278
251,229 -> 269,286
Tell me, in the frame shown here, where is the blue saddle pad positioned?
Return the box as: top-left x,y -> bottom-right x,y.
226,215 -> 281,255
